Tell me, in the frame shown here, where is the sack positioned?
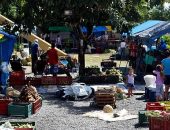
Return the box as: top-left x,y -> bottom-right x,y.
71,83 -> 88,97
1,62 -> 10,73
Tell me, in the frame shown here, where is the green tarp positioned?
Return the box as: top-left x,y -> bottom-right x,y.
49,26 -> 72,32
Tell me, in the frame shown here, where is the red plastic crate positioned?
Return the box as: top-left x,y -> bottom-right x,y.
0,99 -> 13,115
26,77 -> 42,86
32,98 -> 42,114
41,76 -> 56,85
149,116 -> 170,130
164,119 -> 170,130
149,117 -> 164,130
146,102 -> 165,111
56,76 -> 72,85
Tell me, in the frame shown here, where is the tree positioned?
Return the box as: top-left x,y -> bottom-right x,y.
0,0 -> 144,76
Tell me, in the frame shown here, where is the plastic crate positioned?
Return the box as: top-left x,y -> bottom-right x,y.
32,98 -> 42,114
56,76 -> 72,85
138,110 -> 149,125
41,76 -> 56,85
26,77 -> 42,86
149,117 -> 164,130
0,99 -> 13,115
8,103 -> 32,118
146,102 -> 165,111
164,119 -> 170,130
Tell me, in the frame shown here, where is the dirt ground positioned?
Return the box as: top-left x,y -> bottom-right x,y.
70,50 -> 128,68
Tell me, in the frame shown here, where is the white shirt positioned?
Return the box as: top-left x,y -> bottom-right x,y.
120,42 -> 126,48
56,37 -> 61,45
127,74 -> 135,84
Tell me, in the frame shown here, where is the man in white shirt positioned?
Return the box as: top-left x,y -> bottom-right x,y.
120,39 -> 126,59
56,35 -> 62,49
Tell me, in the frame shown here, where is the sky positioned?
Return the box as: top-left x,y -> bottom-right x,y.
164,2 -> 170,9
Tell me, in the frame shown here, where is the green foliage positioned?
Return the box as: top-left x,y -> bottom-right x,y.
1,0 -> 169,34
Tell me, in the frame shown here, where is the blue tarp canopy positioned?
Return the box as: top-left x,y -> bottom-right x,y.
81,26 -> 108,33
131,20 -> 170,44
131,20 -> 162,35
93,26 -> 108,33
0,31 -> 16,62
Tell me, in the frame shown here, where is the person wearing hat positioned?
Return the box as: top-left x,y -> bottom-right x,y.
31,39 -> 39,75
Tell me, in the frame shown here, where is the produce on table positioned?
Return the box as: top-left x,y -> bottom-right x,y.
103,105 -> 114,113
18,82 -> 39,102
145,110 -> 162,117
145,110 -> 170,120
6,87 -> 20,98
14,123 -> 34,128
0,121 -> 34,129
105,68 -> 123,81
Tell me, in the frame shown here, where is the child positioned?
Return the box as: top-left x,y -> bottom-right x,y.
153,64 -> 164,101
126,67 -> 136,98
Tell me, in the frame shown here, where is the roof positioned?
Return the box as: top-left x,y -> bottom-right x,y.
131,20 -> 163,35
131,20 -> 170,44
49,26 -> 72,32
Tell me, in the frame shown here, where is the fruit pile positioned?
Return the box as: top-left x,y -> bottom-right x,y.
146,110 -> 170,119
19,83 -> 39,102
105,68 -> 123,81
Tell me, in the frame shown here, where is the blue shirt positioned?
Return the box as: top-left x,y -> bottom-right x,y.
161,58 -> 170,75
31,42 -> 38,55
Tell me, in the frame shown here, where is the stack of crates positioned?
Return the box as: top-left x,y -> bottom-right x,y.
95,88 -> 116,108
138,102 -> 165,126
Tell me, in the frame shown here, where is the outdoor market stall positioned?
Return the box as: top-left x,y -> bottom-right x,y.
129,20 -> 170,76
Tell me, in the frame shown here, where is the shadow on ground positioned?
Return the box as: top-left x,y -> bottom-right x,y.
43,93 -> 99,115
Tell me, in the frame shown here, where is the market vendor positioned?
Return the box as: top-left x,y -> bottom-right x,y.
158,39 -> 167,51
46,43 -> 72,77
144,50 -> 156,74
128,40 -> 137,69
31,39 -> 40,75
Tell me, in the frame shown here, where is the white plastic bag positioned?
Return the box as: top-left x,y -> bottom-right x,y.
1,62 -> 10,73
71,83 -> 88,96
144,75 -> 156,87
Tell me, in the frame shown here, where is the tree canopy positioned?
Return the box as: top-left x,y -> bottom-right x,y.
0,0 -> 169,33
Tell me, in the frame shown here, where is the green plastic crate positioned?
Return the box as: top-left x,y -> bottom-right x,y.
8,103 -> 32,118
138,110 -> 149,125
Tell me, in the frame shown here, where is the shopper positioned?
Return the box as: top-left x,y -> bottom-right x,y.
47,43 -> 58,76
126,67 -> 136,98
161,50 -> 170,100
31,39 -> 39,75
153,64 -> 164,101
55,35 -> 62,49
120,39 -> 126,59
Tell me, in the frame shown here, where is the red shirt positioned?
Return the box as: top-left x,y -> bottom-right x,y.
129,43 -> 137,57
47,48 -> 58,65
